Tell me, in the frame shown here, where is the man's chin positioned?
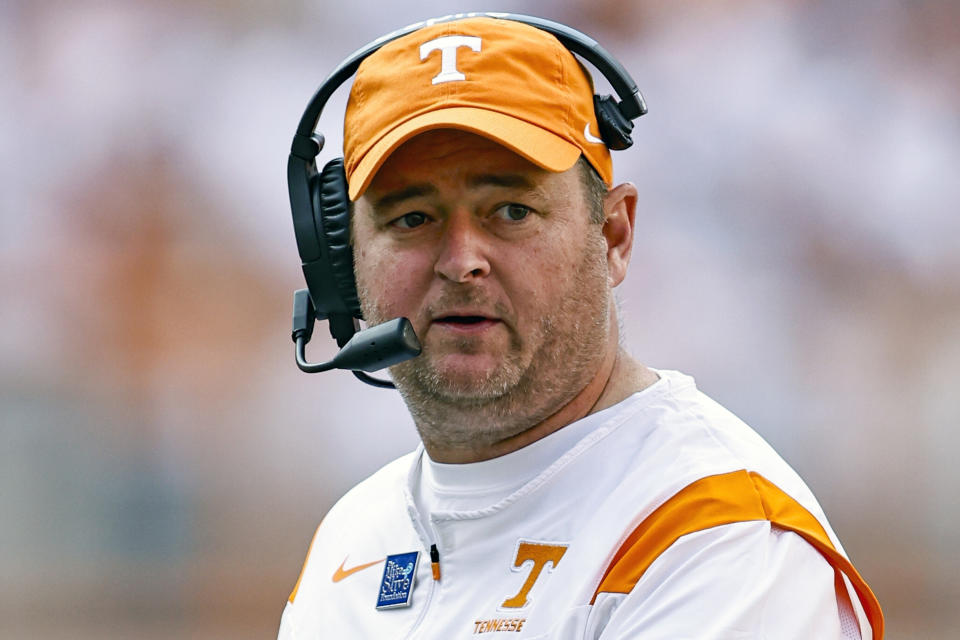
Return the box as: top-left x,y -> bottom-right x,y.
394,353 -> 522,403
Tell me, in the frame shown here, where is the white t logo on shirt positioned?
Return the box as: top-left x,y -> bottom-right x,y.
419,35 -> 482,84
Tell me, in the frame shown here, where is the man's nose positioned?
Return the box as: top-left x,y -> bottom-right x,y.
434,213 -> 491,283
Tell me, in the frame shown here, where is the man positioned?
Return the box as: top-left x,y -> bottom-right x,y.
279,15 -> 883,639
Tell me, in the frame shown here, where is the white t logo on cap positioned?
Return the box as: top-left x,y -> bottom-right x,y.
419,35 -> 482,84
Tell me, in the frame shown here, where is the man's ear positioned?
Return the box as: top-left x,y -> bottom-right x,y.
601,182 -> 638,287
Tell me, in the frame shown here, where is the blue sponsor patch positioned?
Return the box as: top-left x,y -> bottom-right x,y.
376,551 -> 420,610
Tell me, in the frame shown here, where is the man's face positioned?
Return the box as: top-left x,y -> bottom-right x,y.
352,130 -> 614,442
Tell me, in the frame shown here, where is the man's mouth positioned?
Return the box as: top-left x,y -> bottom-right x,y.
431,314 -> 501,333
436,315 -> 490,325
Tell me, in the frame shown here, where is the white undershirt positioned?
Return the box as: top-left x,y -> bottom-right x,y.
414,391 -> 650,516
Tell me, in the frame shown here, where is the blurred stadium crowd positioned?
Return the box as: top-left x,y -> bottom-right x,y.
2,0 -> 958,638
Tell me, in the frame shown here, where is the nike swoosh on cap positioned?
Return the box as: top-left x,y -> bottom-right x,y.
583,122 -> 604,145
331,556 -> 385,583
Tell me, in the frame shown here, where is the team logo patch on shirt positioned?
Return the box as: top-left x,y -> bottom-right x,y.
501,540 -> 568,609
376,551 -> 421,609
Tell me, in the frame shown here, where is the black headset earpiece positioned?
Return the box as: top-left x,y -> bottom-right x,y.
594,95 -> 635,150
287,12 -> 647,385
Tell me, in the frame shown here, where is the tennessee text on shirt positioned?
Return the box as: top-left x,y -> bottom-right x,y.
474,617 -> 526,634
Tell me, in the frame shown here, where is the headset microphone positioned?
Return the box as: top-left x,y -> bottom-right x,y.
292,289 -> 421,387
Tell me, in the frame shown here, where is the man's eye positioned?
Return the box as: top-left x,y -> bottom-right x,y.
392,212 -> 428,229
495,203 -> 531,221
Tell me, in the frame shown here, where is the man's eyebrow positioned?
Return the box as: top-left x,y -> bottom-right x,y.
371,184 -> 437,210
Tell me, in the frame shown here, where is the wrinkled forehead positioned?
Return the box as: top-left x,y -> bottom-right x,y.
362,130 -> 548,194
354,133 -> 585,224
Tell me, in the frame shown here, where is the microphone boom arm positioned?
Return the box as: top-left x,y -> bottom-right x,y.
291,289 -> 422,387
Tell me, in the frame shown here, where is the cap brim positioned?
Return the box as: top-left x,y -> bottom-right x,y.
347,107 -> 582,200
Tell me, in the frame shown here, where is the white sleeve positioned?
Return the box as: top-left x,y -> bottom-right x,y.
595,521 -> 866,640
277,602 -> 297,640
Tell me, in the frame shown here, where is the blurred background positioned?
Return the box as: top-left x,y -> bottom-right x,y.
2,0 -> 957,637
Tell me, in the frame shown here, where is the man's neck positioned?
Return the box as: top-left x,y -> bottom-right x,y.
421,321 -> 659,464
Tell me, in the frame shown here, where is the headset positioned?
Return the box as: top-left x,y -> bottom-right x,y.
287,12 -> 648,388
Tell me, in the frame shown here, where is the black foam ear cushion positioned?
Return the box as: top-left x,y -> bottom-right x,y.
318,158 -> 362,317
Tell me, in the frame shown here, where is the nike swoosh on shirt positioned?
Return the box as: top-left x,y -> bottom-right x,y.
331,556 -> 385,583
583,122 -> 604,145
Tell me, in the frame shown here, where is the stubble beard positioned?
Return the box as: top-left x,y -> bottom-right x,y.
357,232 -> 612,454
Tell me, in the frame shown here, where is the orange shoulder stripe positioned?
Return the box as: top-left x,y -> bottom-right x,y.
288,522 -> 323,604
591,470 -> 883,639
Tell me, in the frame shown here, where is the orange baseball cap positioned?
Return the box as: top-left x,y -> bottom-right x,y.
343,16 -> 613,200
